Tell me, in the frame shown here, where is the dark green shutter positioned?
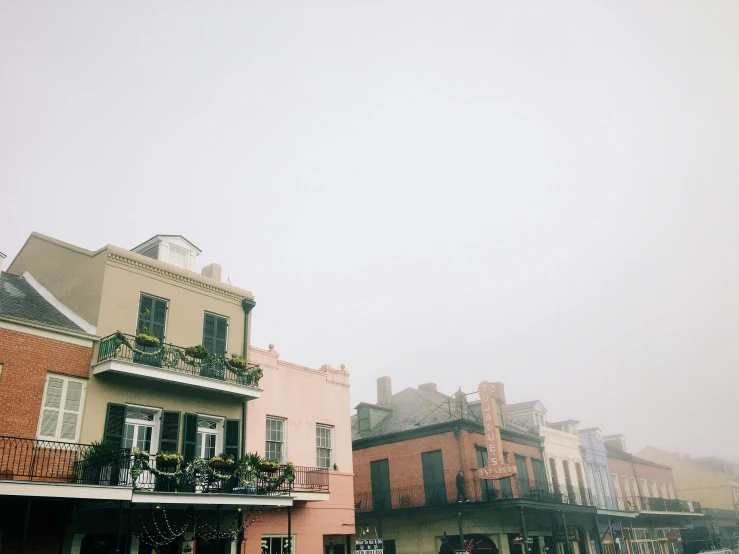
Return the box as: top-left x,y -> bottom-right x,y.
159,411 -> 181,453
532,458 -> 547,489
515,455 -> 530,495
136,295 -> 153,335
137,294 -> 167,342
371,459 -> 391,511
224,419 -> 240,459
421,450 -> 446,506
183,413 -> 198,463
203,313 -> 227,357
104,403 -> 127,449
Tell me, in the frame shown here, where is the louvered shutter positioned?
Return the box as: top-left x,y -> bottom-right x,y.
136,295 -> 154,334
214,317 -> 227,357
151,298 -> 167,342
202,313 -> 215,354
59,380 -> 84,440
224,419 -> 240,459
104,403 -> 127,449
39,376 -> 64,438
159,411 -> 181,453
183,413 -> 198,463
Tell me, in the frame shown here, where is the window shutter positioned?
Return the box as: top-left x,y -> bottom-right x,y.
159,411 -> 181,453
137,295 -> 154,335
224,419 -> 240,460
214,317 -> 227,357
151,298 -> 167,342
103,403 -> 127,449
202,314 -> 215,354
59,380 -> 84,441
39,376 -> 64,438
183,413 -> 198,463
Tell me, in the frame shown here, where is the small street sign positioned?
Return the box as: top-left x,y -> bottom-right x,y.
355,538 -> 384,553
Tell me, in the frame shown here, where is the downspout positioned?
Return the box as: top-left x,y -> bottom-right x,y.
241,298 -> 256,458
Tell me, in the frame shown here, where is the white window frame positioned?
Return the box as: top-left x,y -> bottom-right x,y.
167,244 -> 189,269
36,374 -> 87,443
640,478 -> 649,497
266,416 -> 287,463
195,415 -> 224,460
123,405 -> 162,455
650,480 -> 659,498
260,534 -> 296,554
316,424 -> 334,469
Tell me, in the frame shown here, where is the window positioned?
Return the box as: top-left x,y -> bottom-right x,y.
136,293 -> 168,342
531,458 -> 547,489
666,482 -> 675,499
358,406 -> 370,431
549,458 -> 560,488
370,459 -> 391,510
260,535 -> 296,554
266,417 -> 286,462
631,478 -> 642,508
123,408 -> 157,453
640,478 -> 649,497
202,312 -> 228,357
167,245 -> 189,269
38,374 -> 86,442
650,481 -> 658,498
612,473 -> 624,509
196,417 -> 221,460
316,424 -> 333,469
659,482 -> 667,498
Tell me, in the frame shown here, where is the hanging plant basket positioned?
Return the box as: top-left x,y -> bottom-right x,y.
155,452 -> 183,469
208,455 -> 234,471
228,355 -> 246,370
135,333 -> 160,347
184,345 -> 209,360
260,461 -> 280,474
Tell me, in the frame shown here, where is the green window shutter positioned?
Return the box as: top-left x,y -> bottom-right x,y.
214,317 -> 227,357
136,295 -> 154,335
183,413 -> 198,463
224,419 -> 240,459
202,313 -> 215,354
159,411 -> 181,453
151,298 -> 167,342
104,403 -> 127,449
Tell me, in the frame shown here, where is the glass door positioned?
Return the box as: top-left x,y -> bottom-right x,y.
123,409 -> 157,488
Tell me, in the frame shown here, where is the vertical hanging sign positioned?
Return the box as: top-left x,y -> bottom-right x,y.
477,381 -> 516,480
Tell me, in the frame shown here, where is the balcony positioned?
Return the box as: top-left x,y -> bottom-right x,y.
93,333 -> 262,398
354,478 -> 596,513
616,496 -> 702,515
0,436 -> 328,503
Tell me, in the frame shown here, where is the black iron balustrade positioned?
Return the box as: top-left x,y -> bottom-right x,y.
0,436 -> 131,486
97,332 -> 262,388
354,477 -> 596,513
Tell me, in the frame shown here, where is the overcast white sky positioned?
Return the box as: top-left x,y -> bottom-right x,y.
1,2 -> 738,460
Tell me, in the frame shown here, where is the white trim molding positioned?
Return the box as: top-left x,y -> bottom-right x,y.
92,360 -> 261,399
21,272 -> 97,334
0,480 -> 133,500
132,491 -> 292,506
0,317 -> 96,347
291,491 -> 330,502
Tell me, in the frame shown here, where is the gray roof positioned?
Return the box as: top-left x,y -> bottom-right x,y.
507,400 -> 543,411
0,272 -> 86,332
352,386 -> 537,440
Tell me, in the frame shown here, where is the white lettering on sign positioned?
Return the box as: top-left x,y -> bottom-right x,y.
477,381 -> 517,480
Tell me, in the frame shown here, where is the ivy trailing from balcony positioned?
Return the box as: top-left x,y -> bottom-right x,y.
107,332 -> 263,385
130,449 -> 296,491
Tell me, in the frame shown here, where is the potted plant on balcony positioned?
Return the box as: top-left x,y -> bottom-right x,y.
155,452 -> 183,470
208,453 -> 234,471
259,460 -> 281,474
78,441 -> 118,485
227,354 -> 246,370
184,345 -> 209,360
135,333 -> 160,348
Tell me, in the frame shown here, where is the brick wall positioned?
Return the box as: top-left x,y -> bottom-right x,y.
0,328 -> 92,438
607,455 -> 677,498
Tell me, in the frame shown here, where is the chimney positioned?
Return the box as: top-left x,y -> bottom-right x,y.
201,263 -> 222,282
453,388 -> 469,419
377,376 -> 392,405
604,434 -> 628,452
418,382 -> 438,394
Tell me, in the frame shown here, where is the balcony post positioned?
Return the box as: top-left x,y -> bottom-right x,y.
19,497 -> 32,554
458,509 -> 465,550
520,507 -> 529,554
593,514 -> 603,554
287,506 -> 292,553
561,510 -> 571,554
115,500 -> 124,554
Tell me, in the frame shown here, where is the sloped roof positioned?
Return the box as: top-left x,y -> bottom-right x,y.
0,272 -> 86,333
605,444 -> 672,469
131,235 -> 201,253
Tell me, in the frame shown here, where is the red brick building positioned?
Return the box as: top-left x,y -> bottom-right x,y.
0,271 -> 97,554
352,378 -> 600,554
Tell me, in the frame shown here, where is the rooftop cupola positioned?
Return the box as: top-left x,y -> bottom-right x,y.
131,235 -> 201,271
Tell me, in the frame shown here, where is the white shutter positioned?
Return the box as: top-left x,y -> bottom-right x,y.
37,375 -> 86,441
39,377 -> 64,438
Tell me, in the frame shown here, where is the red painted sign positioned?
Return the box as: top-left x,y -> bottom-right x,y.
477,381 -> 517,480
667,531 -> 679,543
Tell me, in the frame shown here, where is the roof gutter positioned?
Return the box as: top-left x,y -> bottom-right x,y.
240,298 -> 256,458
0,314 -> 100,342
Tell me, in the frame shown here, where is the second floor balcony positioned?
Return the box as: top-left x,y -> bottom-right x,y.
93,332 -> 263,398
355,477 -> 596,513
0,435 -> 328,502
615,495 -> 702,515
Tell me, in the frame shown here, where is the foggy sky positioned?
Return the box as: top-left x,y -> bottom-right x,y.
1,2 -> 738,460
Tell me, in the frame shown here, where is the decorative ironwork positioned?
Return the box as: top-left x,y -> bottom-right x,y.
97,332 -> 263,387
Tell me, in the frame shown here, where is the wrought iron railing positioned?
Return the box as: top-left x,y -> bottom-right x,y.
97,332 -> 262,388
618,496 -> 702,514
0,436 -> 329,496
354,477 -> 596,513
0,436 -> 131,486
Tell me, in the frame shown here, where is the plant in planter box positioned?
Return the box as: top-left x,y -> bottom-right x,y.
227,354 -> 247,370
155,452 -> 183,470
184,345 -> 209,360
208,453 -> 234,471
135,333 -> 160,347
259,460 -> 281,474
79,441 -> 118,485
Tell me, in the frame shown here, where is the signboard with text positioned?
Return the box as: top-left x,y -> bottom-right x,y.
476,381 -> 517,480
355,538 -> 383,553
